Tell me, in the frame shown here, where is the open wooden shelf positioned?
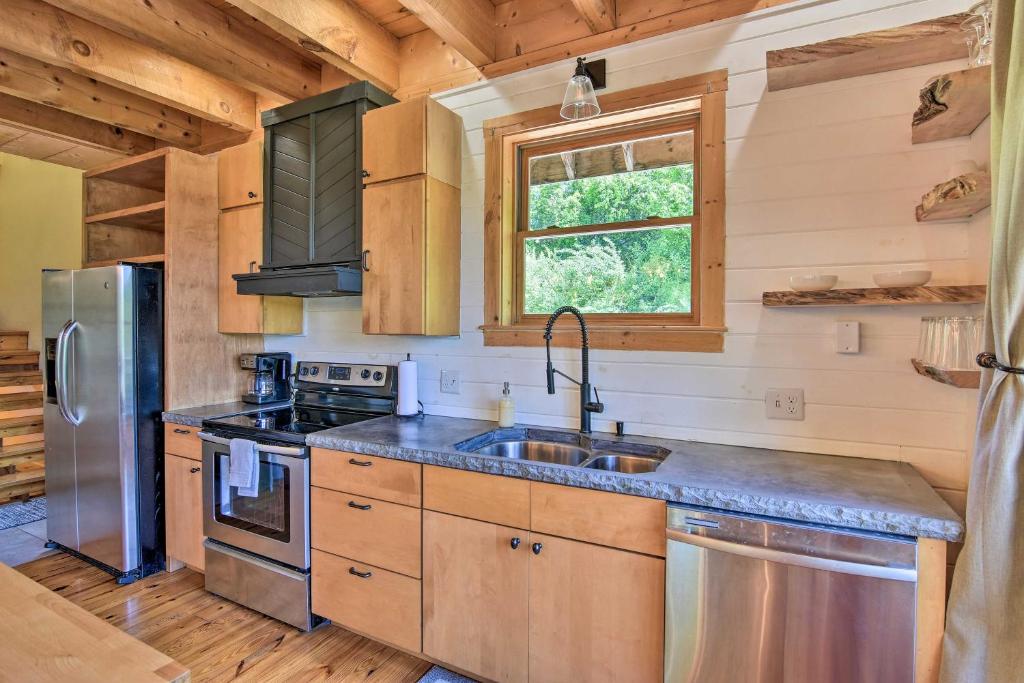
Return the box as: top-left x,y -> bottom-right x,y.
83,254 -> 166,269
917,172 -> 991,222
763,285 -> 987,307
85,201 -> 165,231
912,66 -> 991,144
84,148 -> 167,192
911,358 -> 981,388
766,14 -> 968,91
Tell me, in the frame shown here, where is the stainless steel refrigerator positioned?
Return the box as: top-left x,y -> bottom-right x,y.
42,265 -> 165,583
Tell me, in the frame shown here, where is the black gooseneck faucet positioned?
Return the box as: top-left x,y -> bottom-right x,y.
543,305 -> 604,434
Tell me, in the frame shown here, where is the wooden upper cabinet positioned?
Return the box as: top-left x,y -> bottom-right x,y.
218,139 -> 262,209
362,176 -> 461,336
528,533 -> 665,683
423,511 -> 529,683
362,97 -> 462,189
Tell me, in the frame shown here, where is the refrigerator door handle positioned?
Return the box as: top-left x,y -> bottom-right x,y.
56,320 -> 81,426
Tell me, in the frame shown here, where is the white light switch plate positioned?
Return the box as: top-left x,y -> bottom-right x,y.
765,388 -> 805,420
440,369 -> 461,394
835,321 -> 860,354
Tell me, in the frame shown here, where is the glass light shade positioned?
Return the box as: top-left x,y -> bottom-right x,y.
560,74 -> 601,120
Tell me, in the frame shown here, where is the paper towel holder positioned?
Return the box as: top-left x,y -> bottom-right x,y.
397,353 -> 425,418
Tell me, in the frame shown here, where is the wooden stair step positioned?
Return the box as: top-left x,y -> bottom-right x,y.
0,407 -> 43,420
0,350 -> 40,372
0,392 -> 43,411
0,331 -> 29,351
0,433 -> 44,447
0,466 -> 45,503
0,373 -> 44,395
0,442 -> 44,469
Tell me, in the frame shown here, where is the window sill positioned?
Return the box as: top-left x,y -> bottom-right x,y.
480,324 -> 726,352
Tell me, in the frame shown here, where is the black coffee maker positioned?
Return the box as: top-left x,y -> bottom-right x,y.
240,352 -> 292,404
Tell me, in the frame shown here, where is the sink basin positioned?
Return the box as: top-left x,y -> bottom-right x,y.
582,454 -> 662,474
473,440 -> 590,467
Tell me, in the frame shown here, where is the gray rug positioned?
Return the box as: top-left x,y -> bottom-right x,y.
417,666 -> 476,683
0,496 -> 46,531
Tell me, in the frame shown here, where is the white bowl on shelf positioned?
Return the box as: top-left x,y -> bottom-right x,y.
789,274 -> 838,292
873,270 -> 932,288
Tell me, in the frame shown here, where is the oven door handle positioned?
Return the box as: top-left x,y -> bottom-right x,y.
198,431 -> 307,457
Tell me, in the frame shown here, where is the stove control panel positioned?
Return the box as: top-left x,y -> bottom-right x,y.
295,361 -> 391,388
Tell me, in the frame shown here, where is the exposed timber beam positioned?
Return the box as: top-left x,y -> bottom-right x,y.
570,0 -> 616,34
0,48 -> 199,148
44,0 -> 321,102
1,0 -> 256,131
397,0 -> 496,66
0,92 -> 156,155
225,0 -> 400,92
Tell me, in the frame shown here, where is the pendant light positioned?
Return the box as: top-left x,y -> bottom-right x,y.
560,57 -> 603,121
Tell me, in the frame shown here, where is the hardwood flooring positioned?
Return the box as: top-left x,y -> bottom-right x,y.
16,553 -> 434,683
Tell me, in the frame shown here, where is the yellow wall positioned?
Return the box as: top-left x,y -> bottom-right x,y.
0,152 -> 82,349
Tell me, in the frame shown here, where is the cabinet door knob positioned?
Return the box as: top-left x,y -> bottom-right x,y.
173,428 -> 191,435
360,249 -> 370,272
361,169 -> 370,178
247,191 -> 256,198
532,542 -> 543,555
349,567 -> 373,579
348,500 -> 372,511
348,458 -> 372,467
510,537 -> 521,550
190,466 -> 201,474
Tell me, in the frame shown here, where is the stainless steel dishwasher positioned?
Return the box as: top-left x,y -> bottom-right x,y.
665,505 -> 920,683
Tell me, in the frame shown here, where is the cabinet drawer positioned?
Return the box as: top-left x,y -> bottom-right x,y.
311,449 -> 421,507
164,423 -> 202,461
424,465 -> 530,529
531,482 -> 666,557
312,549 -> 421,653
311,486 -> 421,578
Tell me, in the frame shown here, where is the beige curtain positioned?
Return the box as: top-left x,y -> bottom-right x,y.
940,1 -> 1024,681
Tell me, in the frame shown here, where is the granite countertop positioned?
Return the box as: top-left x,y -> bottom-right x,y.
162,400 -> 291,427
306,415 -> 964,542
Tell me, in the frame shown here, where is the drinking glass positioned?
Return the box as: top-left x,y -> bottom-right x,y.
918,317 -> 937,364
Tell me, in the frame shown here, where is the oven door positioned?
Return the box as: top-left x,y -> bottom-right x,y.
199,433 -> 310,570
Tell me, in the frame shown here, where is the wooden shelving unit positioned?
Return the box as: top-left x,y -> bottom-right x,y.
917,171 -> 991,222
0,331 -> 45,504
911,358 -> 981,388
762,285 -> 986,307
84,201 -> 166,231
83,254 -> 166,269
765,14 -> 968,91
912,65 -> 991,144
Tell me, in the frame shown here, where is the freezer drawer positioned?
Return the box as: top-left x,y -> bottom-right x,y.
665,506 -> 918,683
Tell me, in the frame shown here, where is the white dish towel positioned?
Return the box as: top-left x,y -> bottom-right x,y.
228,438 -> 260,497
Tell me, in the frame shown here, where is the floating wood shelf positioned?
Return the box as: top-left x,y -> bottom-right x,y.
83,254 -> 165,269
766,14 -> 968,92
762,285 -> 987,307
912,66 -> 991,144
911,358 -> 981,388
917,172 -> 991,222
85,201 -> 165,231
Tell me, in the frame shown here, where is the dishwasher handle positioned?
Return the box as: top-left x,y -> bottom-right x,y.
667,528 -> 917,582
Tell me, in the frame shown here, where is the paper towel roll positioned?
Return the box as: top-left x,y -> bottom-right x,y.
397,357 -> 419,416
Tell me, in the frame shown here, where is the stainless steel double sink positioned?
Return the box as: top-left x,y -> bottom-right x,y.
454,428 -> 668,474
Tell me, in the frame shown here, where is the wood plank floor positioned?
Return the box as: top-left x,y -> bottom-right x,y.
16,553 -> 433,683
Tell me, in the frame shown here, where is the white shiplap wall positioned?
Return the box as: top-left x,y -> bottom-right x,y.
273,0 -> 989,509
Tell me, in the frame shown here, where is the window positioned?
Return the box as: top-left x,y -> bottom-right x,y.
482,71 -> 727,352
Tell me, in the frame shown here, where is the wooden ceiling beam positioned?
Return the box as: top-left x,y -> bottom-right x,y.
0,48 -> 200,148
0,0 -> 255,131
43,0 -> 321,103
224,0 -> 400,92
396,0 -> 496,66
0,92 -> 156,155
570,0 -> 616,34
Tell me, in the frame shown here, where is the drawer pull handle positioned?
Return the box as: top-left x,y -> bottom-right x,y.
349,567 -> 372,579
510,537 -> 521,550
348,500 -> 372,511
173,428 -> 191,434
532,542 -> 543,555
190,466 -> 201,474
348,458 -> 372,467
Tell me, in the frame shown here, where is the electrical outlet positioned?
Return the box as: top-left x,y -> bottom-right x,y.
765,388 -> 804,420
440,369 -> 461,394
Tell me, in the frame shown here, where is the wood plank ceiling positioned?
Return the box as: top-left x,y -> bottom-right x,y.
0,0 -> 797,169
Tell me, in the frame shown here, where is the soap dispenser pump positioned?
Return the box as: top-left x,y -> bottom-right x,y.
498,381 -> 515,428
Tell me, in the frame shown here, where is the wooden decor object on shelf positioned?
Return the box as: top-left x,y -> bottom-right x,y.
762,285 -> 987,307
766,14 -> 969,91
0,331 -> 44,504
911,358 -> 981,388
917,172 -> 991,222
912,66 -> 991,144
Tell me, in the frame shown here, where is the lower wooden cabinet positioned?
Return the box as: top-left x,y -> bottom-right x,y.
165,453 -> 204,571
422,511 -> 529,683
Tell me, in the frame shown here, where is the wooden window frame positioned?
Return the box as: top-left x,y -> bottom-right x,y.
482,70 -> 727,352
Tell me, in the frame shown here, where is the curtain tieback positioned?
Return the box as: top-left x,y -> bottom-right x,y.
977,352 -> 1024,374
